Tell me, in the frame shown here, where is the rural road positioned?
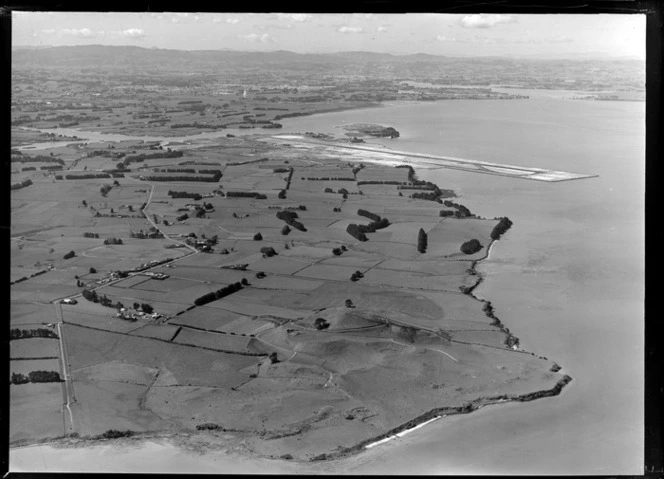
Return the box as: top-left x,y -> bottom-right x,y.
53,302 -> 75,434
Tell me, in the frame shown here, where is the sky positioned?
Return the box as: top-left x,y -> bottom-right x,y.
12,12 -> 646,59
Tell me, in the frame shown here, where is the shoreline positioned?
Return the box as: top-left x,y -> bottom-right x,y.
10,104 -> 573,469
9,175 -> 572,465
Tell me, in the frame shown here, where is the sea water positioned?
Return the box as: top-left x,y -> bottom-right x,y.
10,96 -> 644,474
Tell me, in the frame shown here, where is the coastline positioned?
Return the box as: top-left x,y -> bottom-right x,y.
9,163 -> 572,466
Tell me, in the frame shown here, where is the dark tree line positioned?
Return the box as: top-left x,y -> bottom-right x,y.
10,328 -> 58,340
169,191 -> 203,201
225,191 -> 267,199
443,200 -> 472,218
142,172 -> 221,182
60,173 -> 111,180
11,371 -> 61,385
346,210 -> 390,242
11,179 -> 33,190
194,281 -> 244,306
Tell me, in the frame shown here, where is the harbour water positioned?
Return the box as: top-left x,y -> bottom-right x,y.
10,95 -> 644,474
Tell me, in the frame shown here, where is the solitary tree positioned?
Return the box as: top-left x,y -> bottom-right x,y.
417,228 -> 428,254
89,267 -> 97,274
345,299 -> 354,308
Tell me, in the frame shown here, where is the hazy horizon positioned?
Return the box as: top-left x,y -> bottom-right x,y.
12,13 -> 645,60
10,43 -> 645,61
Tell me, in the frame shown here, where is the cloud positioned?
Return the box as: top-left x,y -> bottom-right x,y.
121,28 -> 146,39
41,29 -> 56,34
353,14 -> 374,20
225,18 -> 240,24
60,28 -> 95,38
552,35 -> 573,43
258,23 -> 293,31
460,14 -> 516,29
377,26 -> 388,32
240,33 -> 274,43
276,13 -> 313,22
436,35 -> 457,42
338,26 -> 364,33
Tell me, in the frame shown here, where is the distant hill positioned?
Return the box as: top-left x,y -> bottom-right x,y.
12,44 -> 644,70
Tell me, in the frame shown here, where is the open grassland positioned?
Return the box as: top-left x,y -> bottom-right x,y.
10,383 -> 64,443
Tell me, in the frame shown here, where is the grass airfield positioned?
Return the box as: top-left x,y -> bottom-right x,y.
10,132 -> 568,461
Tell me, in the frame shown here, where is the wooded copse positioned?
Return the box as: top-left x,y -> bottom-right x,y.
346,209 -> 391,241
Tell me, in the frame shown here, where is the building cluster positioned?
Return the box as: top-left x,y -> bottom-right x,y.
141,271 -> 169,280
115,308 -> 162,321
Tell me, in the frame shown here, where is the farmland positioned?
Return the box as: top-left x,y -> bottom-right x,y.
10,80 -> 569,465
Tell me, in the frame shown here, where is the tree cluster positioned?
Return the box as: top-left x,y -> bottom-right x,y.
490,217 -> 513,240
194,281 -> 244,306
260,247 -> 278,257
410,191 -> 443,203
346,210 -> 390,242
81,289 -> 116,308
314,318 -> 330,330
443,200 -> 472,218
63,250 -> 76,260
103,237 -> 124,245
439,210 -> 454,217
278,189 -> 287,199
176,213 -> 189,221
357,209 -> 382,222
276,211 -> 306,232
83,232 -> 100,238
99,429 -> 134,439
100,184 -> 113,196
350,270 -> 364,282
460,239 -> 483,255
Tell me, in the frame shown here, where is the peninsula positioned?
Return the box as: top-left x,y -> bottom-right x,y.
10,129 -> 571,463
